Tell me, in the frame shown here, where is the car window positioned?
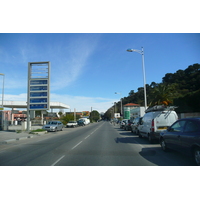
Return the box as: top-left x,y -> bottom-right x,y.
184,121 -> 198,132
170,120 -> 186,132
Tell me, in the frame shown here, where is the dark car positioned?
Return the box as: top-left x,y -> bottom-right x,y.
120,119 -> 128,129
131,117 -> 142,134
77,119 -> 85,126
124,119 -> 133,131
159,117 -> 200,165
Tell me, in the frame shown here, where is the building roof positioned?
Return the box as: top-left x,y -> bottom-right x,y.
124,103 -> 140,107
2,101 -> 70,109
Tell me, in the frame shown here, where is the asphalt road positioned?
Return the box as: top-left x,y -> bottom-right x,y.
0,121 -> 195,166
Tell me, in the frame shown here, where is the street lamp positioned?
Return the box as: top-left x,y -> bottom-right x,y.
0,73 -> 5,130
115,92 -> 123,116
126,47 -> 147,109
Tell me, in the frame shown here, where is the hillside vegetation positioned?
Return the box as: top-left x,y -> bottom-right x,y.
106,63 -> 200,117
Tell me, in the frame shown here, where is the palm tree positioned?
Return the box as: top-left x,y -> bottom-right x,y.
149,84 -> 175,107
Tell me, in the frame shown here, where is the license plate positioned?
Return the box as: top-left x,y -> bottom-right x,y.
157,127 -> 167,130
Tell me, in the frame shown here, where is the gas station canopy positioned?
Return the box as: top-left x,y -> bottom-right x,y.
2,101 -> 70,110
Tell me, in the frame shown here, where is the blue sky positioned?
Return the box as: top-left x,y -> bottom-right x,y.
0,33 -> 199,113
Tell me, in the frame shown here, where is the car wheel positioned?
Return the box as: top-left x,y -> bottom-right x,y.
194,147 -> 200,166
55,128 -> 57,132
160,138 -> 167,151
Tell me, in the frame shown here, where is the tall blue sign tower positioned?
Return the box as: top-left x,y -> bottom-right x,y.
27,61 -> 50,131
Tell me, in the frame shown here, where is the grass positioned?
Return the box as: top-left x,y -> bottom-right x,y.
29,129 -> 47,134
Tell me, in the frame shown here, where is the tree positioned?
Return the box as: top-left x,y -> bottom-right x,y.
148,84 -> 174,107
60,113 -> 80,125
90,110 -> 100,122
105,63 -> 200,114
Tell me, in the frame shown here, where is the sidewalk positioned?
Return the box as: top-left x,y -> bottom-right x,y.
0,130 -> 45,144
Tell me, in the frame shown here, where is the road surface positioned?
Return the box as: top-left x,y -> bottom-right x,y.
0,121 -> 195,166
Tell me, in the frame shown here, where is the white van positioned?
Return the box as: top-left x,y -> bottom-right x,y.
80,118 -> 90,125
138,106 -> 178,143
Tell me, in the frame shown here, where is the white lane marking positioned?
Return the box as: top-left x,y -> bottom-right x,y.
51,155 -> 65,166
85,135 -> 90,139
71,141 -> 83,150
72,123 -> 104,150
90,124 -> 104,135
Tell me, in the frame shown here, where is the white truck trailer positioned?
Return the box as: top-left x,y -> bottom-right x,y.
130,107 -> 146,119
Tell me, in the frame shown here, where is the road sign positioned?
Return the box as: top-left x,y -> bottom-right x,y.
27,62 -> 50,111
114,113 -> 120,118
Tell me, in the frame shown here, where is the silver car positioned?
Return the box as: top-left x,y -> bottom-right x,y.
42,121 -> 64,132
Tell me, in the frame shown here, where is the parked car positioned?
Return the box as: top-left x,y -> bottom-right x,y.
79,118 -> 90,125
124,120 -> 133,131
131,117 -> 142,134
66,121 -> 78,128
42,121 -> 64,132
77,119 -> 85,126
138,106 -> 178,143
120,119 -> 129,129
159,117 -> 200,166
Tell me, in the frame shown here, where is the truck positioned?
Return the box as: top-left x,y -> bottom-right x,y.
130,107 -> 146,119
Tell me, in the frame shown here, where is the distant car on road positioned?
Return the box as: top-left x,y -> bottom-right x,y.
160,117 -> 200,165
42,121 -> 64,132
77,119 -> 85,126
66,121 -> 78,128
120,119 -> 129,129
124,120 -> 133,131
131,117 -> 142,134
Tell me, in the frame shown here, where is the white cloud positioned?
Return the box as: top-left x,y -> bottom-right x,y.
3,93 -> 27,101
50,35 -> 100,91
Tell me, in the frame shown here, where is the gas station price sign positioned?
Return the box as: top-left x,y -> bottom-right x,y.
27,62 -> 50,110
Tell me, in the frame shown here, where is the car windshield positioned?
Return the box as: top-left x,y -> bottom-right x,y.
48,121 -> 58,125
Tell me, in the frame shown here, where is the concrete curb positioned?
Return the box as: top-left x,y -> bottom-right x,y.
2,135 -> 35,144
1,131 -> 47,144
16,137 -> 29,141
2,139 -> 16,144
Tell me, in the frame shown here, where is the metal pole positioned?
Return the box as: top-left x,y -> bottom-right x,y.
141,47 -> 147,109
115,92 -> 123,117
0,74 -> 5,130
2,74 -> 4,108
127,48 -> 147,110
120,96 -> 122,117
27,63 -> 30,132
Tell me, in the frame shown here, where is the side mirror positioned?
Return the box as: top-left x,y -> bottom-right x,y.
167,127 -> 173,132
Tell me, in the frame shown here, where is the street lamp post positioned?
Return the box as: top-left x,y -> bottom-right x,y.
0,73 -> 5,130
127,47 -> 147,110
115,92 -> 123,117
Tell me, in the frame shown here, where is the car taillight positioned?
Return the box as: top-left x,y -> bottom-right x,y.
151,119 -> 155,132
